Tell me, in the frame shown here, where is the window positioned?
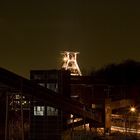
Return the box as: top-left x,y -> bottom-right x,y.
38,83 -> 45,87
34,74 -> 44,80
34,106 -> 45,116
46,83 -> 58,92
47,106 -> 58,116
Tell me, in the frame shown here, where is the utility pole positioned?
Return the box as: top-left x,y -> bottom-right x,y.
104,86 -> 112,136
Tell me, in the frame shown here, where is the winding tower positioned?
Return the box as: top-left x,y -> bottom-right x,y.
61,51 -> 82,76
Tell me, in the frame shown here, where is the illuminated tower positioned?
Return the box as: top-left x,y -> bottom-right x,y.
61,51 -> 82,76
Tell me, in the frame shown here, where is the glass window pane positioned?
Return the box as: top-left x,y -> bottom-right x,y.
34,106 -> 45,116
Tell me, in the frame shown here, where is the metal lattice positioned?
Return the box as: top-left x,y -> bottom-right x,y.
61,51 -> 82,76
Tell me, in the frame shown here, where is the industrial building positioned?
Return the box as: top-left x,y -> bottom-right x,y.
30,70 -> 71,140
0,52 -> 140,139
0,67 -> 103,140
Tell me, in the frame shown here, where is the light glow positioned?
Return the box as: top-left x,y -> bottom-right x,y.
130,106 -> 136,112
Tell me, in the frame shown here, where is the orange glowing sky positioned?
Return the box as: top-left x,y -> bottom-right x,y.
0,0 -> 140,77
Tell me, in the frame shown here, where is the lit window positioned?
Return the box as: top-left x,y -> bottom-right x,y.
34,106 -> 45,116
47,106 -> 58,116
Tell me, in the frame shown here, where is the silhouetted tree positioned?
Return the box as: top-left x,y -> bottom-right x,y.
91,60 -> 140,85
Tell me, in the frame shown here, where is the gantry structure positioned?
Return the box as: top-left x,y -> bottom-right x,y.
61,51 -> 82,76
0,67 -> 102,140
0,67 -> 139,139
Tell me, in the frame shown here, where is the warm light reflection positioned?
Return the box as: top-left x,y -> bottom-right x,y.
111,126 -> 140,134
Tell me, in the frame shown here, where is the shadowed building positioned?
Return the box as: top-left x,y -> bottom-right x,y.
0,68 -> 101,140
30,70 -> 70,140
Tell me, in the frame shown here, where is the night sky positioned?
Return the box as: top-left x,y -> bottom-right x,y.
0,0 -> 140,77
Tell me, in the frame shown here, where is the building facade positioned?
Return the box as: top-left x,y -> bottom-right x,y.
30,70 -> 70,140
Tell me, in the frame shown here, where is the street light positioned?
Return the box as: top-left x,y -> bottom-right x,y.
129,106 -> 137,134
130,106 -> 136,113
